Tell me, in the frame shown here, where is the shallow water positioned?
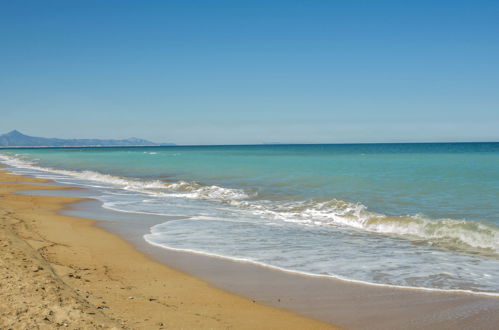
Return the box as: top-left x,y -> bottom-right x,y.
1,143 -> 499,294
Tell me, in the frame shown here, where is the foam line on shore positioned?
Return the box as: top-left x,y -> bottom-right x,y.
2,153 -> 498,256
142,235 -> 499,298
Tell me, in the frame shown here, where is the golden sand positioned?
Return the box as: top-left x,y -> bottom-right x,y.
0,169 -> 335,329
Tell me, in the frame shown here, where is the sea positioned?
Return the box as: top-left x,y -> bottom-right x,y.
1,143 -> 498,295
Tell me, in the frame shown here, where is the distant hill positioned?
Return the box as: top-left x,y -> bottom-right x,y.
0,130 -> 173,147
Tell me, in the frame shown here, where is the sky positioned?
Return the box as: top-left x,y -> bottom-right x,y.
1,0 -> 498,145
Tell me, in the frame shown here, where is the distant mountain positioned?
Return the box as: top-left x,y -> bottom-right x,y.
0,130 -> 170,147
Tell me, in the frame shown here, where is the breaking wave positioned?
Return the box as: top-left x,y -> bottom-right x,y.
0,154 -> 250,201
242,199 -> 499,255
1,153 -> 498,256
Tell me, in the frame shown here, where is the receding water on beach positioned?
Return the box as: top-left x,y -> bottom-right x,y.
1,143 -> 499,294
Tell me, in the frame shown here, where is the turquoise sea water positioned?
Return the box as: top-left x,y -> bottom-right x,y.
1,143 -> 499,294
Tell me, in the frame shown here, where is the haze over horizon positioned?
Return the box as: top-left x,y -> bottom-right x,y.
1,1 -> 498,145
1,129 -> 499,146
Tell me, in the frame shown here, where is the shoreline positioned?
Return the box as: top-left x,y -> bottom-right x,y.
0,169 -> 334,329
62,197 -> 499,329
143,239 -> 499,298
4,168 -> 499,329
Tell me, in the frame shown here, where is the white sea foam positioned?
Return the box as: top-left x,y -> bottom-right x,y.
245,199 -> 499,254
0,154 -> 250,202
143,232 -> 499,297
1,153 -> 498,254
3,152 -> 499,294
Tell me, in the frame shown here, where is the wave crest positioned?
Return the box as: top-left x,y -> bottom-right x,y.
249,199 -> 499,254
0,154 -> 250,201
1,153 -> 498,255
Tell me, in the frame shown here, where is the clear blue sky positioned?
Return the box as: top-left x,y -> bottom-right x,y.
1,0 -> 498,145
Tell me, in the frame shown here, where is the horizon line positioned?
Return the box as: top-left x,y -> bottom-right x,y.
1,140 -> 499,149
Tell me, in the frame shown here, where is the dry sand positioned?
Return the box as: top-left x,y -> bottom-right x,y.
0,169 -> 335,329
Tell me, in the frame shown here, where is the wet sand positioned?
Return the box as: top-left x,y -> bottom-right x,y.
0,169 -> 334,329
67,200 -> 499,330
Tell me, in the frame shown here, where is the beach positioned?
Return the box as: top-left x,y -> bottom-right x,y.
2,168 -> 499,330
2,1 -> 497,328
2,145 -> 499,329
2,144 -> 499,296
0,168 -> 334,329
